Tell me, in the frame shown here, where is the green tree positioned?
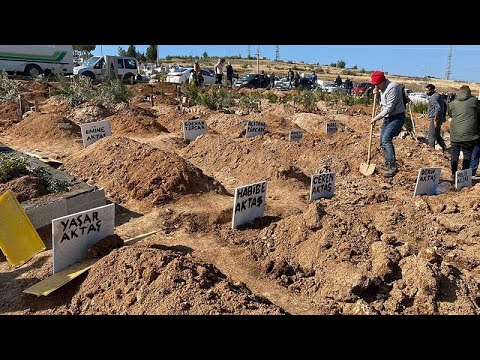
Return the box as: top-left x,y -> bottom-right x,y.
73,45 -> 96,58
117,47 -> 127,56
136,52 -> 147,63
202,51 -> 208,59
126,45 -> 137,58
145,45 -> 158,63
336,59 -> 346,68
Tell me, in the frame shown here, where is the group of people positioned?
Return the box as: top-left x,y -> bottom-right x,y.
370,70 -> 480,180
189,59 -> 236,87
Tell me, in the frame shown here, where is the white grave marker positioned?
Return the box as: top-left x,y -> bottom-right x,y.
232,180 -> 267,229
183,119 -> 206,140
413,167 -> 441,196
52,203 -> 115,273
310,172 -> 335,200
289,130 -> 303,142
455,169 -> 472,191
326,122 -> 337,134
80,120 -> 112,147
245,121 -> 265,138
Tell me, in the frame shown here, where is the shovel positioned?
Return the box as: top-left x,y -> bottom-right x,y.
407,102 -> 417,140
360,92 -> 377,176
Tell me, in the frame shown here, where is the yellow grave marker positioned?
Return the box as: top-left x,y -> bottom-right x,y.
0,190 -> 46,266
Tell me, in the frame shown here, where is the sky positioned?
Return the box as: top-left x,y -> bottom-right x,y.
92,45 -> 480,83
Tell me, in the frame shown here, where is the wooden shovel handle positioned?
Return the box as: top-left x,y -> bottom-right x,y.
367,93 -> 377,164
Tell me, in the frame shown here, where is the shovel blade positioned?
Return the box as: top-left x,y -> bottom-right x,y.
360,162 -> 376,176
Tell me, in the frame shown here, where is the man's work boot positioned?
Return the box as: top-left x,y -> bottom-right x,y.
384,162 -> 399,178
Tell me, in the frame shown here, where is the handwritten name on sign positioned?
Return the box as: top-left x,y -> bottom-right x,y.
289,130 -> 303,142
310,172 -> 335,200
245,121 -> 265,138
80,120 -> 112,147
232,181 -> 267,229
183,119 -> 206,140
455,168 -> 472,191
326,122 -> 337,134
52,204 -> 114,273
413,167 -> 441,196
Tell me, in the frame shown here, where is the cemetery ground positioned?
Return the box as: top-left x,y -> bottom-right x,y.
1,80 -> 480,315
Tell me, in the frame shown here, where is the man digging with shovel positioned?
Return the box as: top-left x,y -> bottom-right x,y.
370,71 -> 406,178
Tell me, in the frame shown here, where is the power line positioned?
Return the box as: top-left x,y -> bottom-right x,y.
247,45 -> 251,59
275,45 -> 280,61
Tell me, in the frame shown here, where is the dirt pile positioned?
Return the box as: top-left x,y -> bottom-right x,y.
106,115 -> 168,136
0,175 -> 49,202
223,181 -> 480,314
69,244 -> 285,314
62,136 -> 227,209
5,113 -> 82,147
68,103 -> 113,124
0,102 -> 22,130
85,234 -> 124,259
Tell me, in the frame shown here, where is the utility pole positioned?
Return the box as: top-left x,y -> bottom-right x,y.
247,45 -> 251,59
256,45 -> 260,73
445,45 -> 452,80
275,45 -> 280,61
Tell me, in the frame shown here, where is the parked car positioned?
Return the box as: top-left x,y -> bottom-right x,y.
234,73 -> 270,89
408,92 -> 429,104
352,82 -> 374,96
165,67 -> 215,85
274,77 -> 292,91
318,82 -> 348,94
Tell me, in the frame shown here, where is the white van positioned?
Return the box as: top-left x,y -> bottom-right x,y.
73,55 -> 138,82
0,45 -> 74,76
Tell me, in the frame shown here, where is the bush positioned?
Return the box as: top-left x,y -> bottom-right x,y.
330,63 -> 336,67
0,154 -> 29,183
341,69 -> 356,75
96,78 -> 132,106
0,70 -> 21,101
242,63 -> 249,69
315,67 -> 324,74
52,74 -> 95,106
360,68 -> 366,73
336,60 -> 346,68
411,102 -> 428,114
264,91 -> 278,103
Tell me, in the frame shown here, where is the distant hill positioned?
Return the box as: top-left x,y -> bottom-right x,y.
160,57 -> 480,95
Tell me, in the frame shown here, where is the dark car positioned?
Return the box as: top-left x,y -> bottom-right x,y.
352,82 -> 374,96
297,77 -> 315,90
234,73 -> 271,89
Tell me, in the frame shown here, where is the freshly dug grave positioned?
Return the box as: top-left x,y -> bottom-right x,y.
69,243 -> 286,315
0,101 -> 22,131
106,114 -> 168,136
0,175 -> 49,202
62,136 -> 228,209
68,103 -> 113,124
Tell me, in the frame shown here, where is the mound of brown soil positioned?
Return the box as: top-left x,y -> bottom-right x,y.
155,105 -> 199,133
68,103 -> 113,124
111,103 -> 157,118
0,101 -> 22,129
6,113 -> 81,144
85,234 -> 124,259
62,137 -> 227,208
69,244 -> 285,314
0,175 -> 49,202
106,115 -> 168,136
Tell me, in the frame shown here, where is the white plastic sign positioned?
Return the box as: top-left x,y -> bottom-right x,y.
80,120 -> 112,147
455,169 -> 472,191
310,172 -> 335,200
232,180 -> 267,229
245,121 -> 265,138
413,167 -> 441,196
326,122 -> 337,134
183,119 -> 206,140
52,203 -> 115,273
289,130 -> 303,142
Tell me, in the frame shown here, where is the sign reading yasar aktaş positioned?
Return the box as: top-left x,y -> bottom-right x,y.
326,122 -> 337,134
413,167 -> 441,196
80,120 -> 112,147
455,169 -> 472,191
289,130 -> 303,142
245,121 -> 265,138
183,119 -> 206,140
232,180 -> 267,229
52,203 -> 114,273
310,172 -> 335,200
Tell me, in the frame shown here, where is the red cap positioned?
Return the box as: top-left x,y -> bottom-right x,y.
371,71 -> 386,85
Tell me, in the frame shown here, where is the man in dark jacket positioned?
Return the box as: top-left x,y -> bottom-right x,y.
447,85 -> 480,180
426,84 -> 447,152
226,61 -> 234,87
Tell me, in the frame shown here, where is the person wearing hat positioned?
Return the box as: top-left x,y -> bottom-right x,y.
425,84 -> 448,152
370,70 -> 406,178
